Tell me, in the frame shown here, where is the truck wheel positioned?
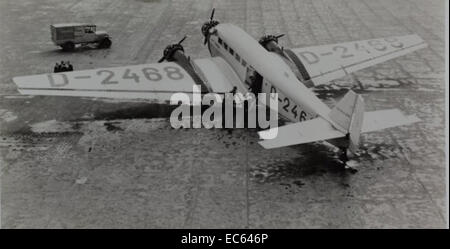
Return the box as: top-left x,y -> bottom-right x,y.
98,38 -> 111,49
61,42 -> 75,51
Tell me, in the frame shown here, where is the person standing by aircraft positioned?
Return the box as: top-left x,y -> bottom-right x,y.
66,61 -> 73,71
60,61 -> 67,72
248,72 -> 263,95
53,62 -> 60,73
53,61 -> 73,73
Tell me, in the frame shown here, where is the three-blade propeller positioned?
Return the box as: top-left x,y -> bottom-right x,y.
203,8 -> 216,45
158,36 -> 187,63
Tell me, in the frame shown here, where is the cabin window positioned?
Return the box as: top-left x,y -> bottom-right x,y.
241,59 -> 247,67
218,37 -> 222,45
229,48 -> 234,55
235,53 -> 240,61
224,42 -> 228,50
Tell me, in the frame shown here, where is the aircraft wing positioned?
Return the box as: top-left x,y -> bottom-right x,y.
193,57 -> 245,93
13,62 -> 205,102
285,34 -> 427,86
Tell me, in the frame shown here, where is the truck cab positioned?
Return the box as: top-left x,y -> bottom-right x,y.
50,23 -> 111,51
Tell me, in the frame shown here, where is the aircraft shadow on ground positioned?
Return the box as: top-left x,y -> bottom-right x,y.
251,140 -> 403,185
251,143 -> 348,182
92,103 -> 176,120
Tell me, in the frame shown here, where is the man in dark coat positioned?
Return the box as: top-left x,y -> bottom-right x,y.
54,63 -> 60,73
60,61 -> 67,72
66,61 -> 73,71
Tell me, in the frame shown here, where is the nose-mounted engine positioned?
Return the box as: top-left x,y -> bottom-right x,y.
201,8 -> 219,45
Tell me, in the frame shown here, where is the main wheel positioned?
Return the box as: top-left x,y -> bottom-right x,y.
338,147 -> 349,163
61,42 -> 75,51
98,38 -> 112,49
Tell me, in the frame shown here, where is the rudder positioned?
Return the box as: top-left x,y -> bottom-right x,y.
348,94 -> 364,153
329,90 -> 365,153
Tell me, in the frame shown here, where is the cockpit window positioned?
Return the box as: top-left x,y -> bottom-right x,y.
229,48 -> 234,55
218,37 -> 223,45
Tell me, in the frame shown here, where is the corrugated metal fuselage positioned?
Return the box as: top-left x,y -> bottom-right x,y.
206,23 -> 336,126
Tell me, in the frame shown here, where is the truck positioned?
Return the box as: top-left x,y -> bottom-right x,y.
50,23 -> 111,51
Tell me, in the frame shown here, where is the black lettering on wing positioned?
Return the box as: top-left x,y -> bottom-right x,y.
333,45 -> 354,59
48,73 -> 69,87
298,51 -> 320,64
97,70 -> 118,84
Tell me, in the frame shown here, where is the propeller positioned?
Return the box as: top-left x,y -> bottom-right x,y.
258,34 -> 285,47
203,8 -> 218,45
158,36 -> 187,63
177,35 -> 187,45
275,34 -> 285,40
210,8 -> 215,21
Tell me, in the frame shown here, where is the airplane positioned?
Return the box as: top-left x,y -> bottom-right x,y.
13,9 -> 426,166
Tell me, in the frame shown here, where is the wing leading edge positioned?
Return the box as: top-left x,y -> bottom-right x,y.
13,57 -> 249,102
13,62 -> 200,102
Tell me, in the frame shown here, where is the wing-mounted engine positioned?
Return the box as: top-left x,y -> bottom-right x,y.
258,34 -> 286,58
158,36 -> 208,92
259,34 -> 314,87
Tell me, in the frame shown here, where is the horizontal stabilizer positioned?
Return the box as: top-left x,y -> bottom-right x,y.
362,109 -> 420,133
258,109 -> 419,149
258,117 -> 345,149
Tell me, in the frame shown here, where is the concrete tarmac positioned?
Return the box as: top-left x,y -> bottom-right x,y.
0,0 -> 447,228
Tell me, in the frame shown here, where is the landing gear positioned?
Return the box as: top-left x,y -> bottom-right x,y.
338,147 -> 349,163
338,147 -> 358,173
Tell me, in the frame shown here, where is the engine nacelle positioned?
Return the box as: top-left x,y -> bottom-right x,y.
201,20 -> 220,40
258,35 -> 285,57
161,44 -> 185,62
259,35 -> 311,85
159,43 -> 206,89
201,9 -> 220,45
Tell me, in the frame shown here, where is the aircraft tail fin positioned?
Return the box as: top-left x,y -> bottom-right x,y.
329,90 -> 364,153
328,90 -> 420,153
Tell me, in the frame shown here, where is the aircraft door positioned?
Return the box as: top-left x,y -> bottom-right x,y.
245,66 -> 263,95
